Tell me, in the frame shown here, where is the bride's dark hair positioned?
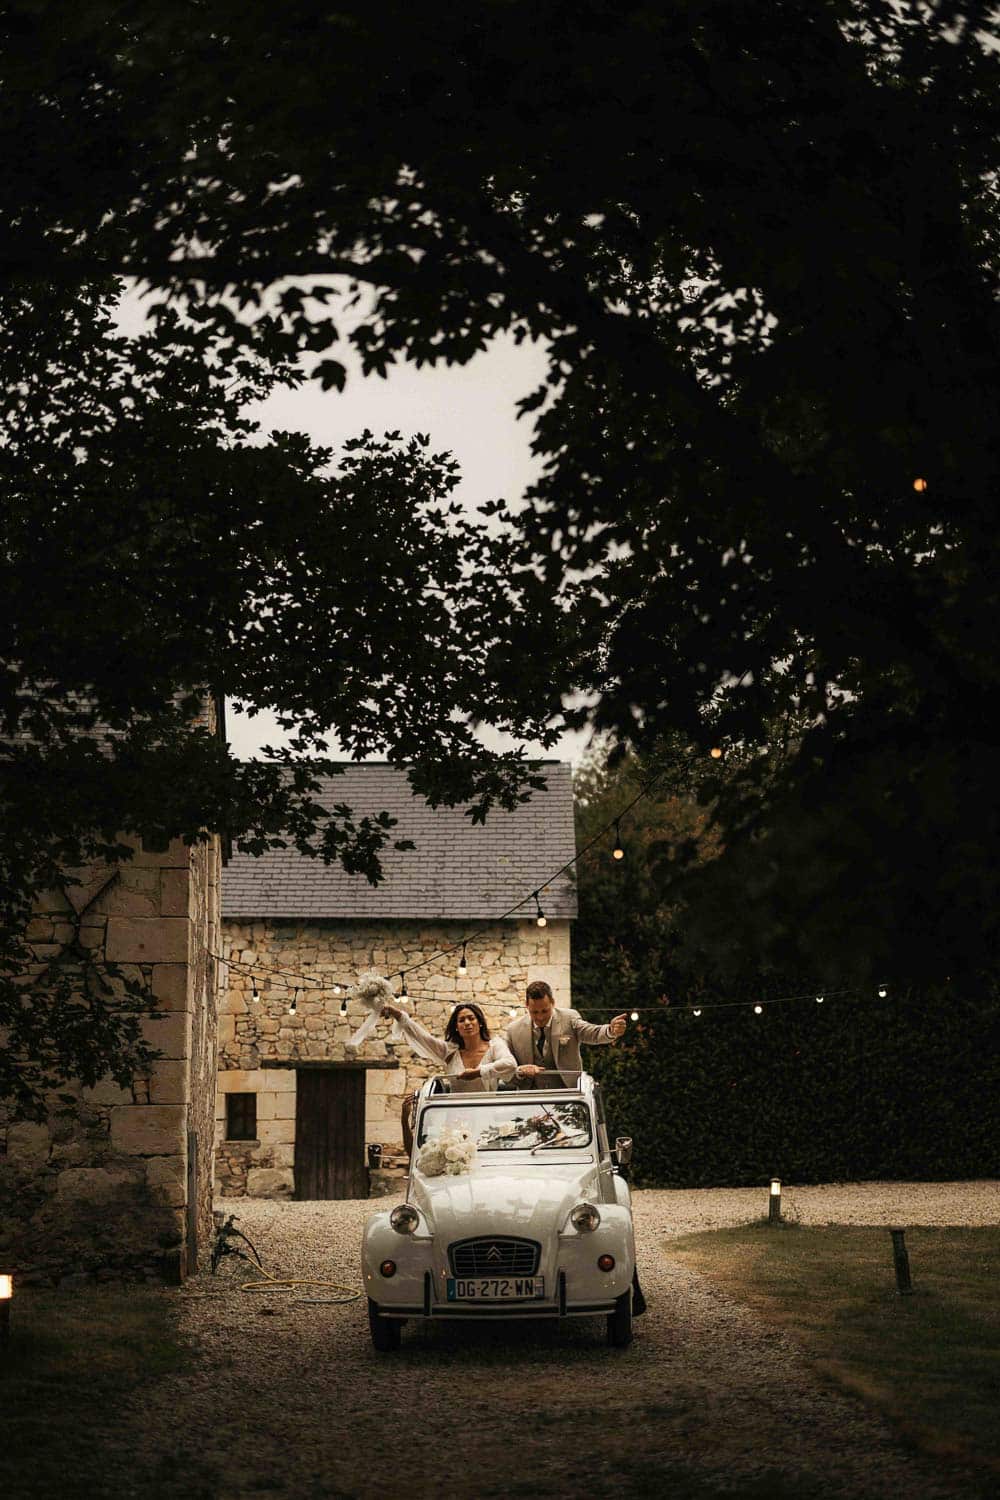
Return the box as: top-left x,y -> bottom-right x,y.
444,1001 -> 491,1046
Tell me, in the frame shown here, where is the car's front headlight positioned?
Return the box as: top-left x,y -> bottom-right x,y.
389,1203 -> 420,1235
569,1201 -> 601,1233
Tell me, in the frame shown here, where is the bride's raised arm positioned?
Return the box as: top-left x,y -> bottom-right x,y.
381,1005 -> 451,1064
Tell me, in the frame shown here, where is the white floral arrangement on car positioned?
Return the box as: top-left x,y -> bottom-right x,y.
417,1125 -> 477,1177
344,969 -> 399,1051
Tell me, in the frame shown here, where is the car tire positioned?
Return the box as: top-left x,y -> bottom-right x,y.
607,1289 -> 633,1348
368,1298 -> 402,1352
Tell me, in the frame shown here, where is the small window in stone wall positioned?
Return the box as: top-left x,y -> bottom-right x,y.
226,1092 -> 257,1141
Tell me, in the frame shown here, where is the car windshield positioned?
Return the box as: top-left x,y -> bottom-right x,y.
417,1100 -> 593,1152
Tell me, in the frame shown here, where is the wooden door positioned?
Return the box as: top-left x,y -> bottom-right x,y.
294,1069 -> 368,1200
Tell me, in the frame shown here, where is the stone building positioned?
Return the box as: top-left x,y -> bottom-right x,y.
216,762 -> 577,1199
0,699 -> 224,1285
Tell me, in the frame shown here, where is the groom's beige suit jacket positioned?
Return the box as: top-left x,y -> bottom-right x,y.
504,1007 -> 617,1088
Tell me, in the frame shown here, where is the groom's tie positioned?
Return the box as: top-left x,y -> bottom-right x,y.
535,1025 -> 546,1062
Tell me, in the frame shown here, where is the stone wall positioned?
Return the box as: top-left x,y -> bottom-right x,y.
216,917 -> 571,1196
0,833 -> 222,1284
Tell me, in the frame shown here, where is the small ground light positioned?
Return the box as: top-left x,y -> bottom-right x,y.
1,1273 -> 12,1344
754,1004 -> 763,1014
769,1178 -> 782,1224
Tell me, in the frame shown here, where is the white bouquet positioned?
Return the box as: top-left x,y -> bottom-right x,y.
344,969 -> 398,1051
417,1125 -> 477,1177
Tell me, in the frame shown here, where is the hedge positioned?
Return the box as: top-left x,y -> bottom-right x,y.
585,986 -> 998,1187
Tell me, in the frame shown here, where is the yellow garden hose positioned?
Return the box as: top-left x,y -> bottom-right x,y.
238,1263 -> 361,1303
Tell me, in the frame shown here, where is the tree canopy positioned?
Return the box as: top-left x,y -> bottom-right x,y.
3,1 -> 1000,1110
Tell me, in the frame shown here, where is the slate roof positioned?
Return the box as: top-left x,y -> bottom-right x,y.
222,762 -> 578,921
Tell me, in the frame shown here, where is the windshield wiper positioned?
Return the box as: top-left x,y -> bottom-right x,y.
530,1129 -> 591,1155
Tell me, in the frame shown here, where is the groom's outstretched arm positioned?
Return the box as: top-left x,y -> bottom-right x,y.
571,1010 -> 627,1045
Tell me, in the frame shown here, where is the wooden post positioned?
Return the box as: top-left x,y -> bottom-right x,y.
768,1177 -> 782,1224
889,1228 -> 913,1295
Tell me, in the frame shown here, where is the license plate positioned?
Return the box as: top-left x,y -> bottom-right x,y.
447,1275 -> 546,1301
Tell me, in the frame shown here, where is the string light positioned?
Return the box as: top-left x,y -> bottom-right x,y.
913,477 -> 928,492
400,975 -> 408,999
332,983 -> 343,996
289,988 -> 299,1015
458,943 -> 468,976
508,1006 -> 519,1018
877,984 -> 888,999
251,979 -> 259,1003
612,822 -> 625,860
710,746 -> 723,760
692,1008 -> 702,1017
533,892 -> 547,928
815,994 -> 824,1004
753,1004 -> 763,1014
629,1010 -> 639,1021
339,996 -> 348,1017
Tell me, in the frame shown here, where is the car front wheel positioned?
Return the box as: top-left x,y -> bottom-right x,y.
368,1298 -> 402,1352
607,1288 -> 633,1348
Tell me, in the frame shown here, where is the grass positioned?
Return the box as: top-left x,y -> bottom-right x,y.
0,1285 -> 192,1500
668,1222 -> 1000,1479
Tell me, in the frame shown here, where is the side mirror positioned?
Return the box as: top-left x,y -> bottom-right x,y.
615,1136 -> 633,1167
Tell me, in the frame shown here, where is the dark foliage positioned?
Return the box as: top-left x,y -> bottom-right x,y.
574,750 -> 999,1184
4,2 -> 1000,1105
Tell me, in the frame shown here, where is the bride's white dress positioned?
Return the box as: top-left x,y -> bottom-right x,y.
392,1011 -> 516,1091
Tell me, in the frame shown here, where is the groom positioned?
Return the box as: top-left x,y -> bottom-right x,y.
504,980 -> 628,1088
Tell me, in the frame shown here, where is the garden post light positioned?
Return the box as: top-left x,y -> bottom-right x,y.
769,1178 -> 782,1224
0,1274 -> 11,1345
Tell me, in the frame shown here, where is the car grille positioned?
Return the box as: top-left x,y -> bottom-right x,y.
449,1237 -> 541,1277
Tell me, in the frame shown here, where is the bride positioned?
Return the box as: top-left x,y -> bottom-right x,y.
381,1000 -> 516,1091
382,1000 -> 516,1152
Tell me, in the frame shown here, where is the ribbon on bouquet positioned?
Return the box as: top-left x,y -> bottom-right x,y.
344,970 -> 400,1051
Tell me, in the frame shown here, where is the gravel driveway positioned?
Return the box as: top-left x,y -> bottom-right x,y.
126,1181 -> 995,1500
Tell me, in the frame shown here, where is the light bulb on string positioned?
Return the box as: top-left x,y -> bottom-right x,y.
877,984 -> 888,999
710,746 -> 723,760
612,822 -> 625,860
753,1004 -> 763,1015
533,891 -> 547,928
458,943 -> 468,976
692,1008 -> 702,1017
332,984 -> 343,996
289,988 -> 299,1016
815,994 -> 824,1004
339,996 -> 348,1017
251,979 -> 259,1003
913,477 -> 928,492
629,1010 -> 639,1022
399,974 -> 409,1001
508,1007 -> 519,1019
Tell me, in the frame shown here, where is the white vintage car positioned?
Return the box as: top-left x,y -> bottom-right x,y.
362,1072 -> 636,1351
